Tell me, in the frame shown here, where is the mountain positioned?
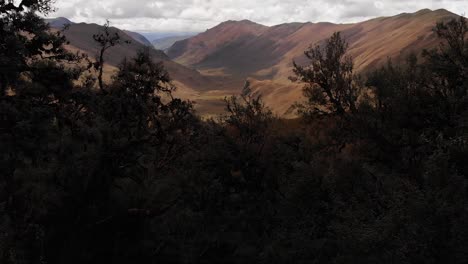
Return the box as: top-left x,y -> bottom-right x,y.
46,19 -> 223,114
50,21 -> 168,65
152,35 -> 196,52
139,32 -> 198,42
45,17 -> 74,28
123,30 -> 152,46
45,10 -> 462,117
168,20 -> 268,65
168,9 -> 460,115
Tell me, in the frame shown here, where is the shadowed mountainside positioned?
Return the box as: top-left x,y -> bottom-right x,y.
152,35 -> 196,51
123,30 -> 152,46
48,9 -> 461,116
45,17 -> 74,28
168,9 -> 459,115
170,9 -> 456,78
168,20 -> 268,66
47,20 -> 227,115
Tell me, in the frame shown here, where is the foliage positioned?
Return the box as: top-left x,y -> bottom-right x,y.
292,32 -> 362,117
0,1 -> 467,263
92,20 -> 130,92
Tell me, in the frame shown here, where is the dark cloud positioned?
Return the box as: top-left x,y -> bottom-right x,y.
49,0 -> 467,32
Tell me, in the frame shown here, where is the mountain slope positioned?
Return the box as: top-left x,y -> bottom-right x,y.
123,30 -> 152,46
45,17 -> 74,28
46,10 -> 462,117
47,19 -> 224,115
168,9 -> 460,115
56,22 -> 169,65
152,35 -> 195,51
168,20 -> 268,65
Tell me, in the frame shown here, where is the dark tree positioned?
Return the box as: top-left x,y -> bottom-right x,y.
0,1 -> 87,262
224,80 -> 273,149
1,1 -> 467,263
92,20 -> 130,92
292,32 -> 361,117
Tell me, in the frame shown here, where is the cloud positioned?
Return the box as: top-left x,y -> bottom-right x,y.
49,0 -> 467,32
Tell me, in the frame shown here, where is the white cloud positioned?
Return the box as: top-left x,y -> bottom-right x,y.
49,0 -> 468,32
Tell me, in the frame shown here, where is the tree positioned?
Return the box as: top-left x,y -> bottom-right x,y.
1,1 -> 467,262
224,80 -> 273,148
364,17 -> 468,165
99,48 -> 196,183
424,16 -> 468,98
222,80 -> 275,191
0,0 -> 84,93
53,49 -> 198,263
292,32 -> 361,117
0,1 -> 88,263
92,20 -> 130,92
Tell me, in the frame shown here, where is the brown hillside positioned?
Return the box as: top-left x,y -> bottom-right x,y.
168,9 -> 460,116
49,9 -> 462,117
123,30 -> 152,46
50,21 -> 225,115
59,22 -> 169,65
168,20 -> 268,66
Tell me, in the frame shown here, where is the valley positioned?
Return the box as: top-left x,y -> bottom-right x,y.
49,8 -> 458,116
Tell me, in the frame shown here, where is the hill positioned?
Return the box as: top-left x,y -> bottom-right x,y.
152,35 -> 196,52
123,30 -> 152,46
168,20 -> 269,65
168,9 -> 459,115
45,17 -> 74,28
47,19 -> 224,115
46,10 -> 462,116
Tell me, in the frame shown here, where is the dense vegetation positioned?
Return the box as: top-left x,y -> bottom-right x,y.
1,1 -> 467,263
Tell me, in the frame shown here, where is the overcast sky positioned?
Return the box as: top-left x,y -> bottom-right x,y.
49,0 -> 467,32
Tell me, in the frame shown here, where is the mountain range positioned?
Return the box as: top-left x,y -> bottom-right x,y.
152,34 -> 197,52
47,9 -> 460,116
123,30 -> 152,46
47,19 -> 224,113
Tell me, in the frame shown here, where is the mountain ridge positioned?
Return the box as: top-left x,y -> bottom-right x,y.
123,30 -> 152,46
152,35 -> 196,52
46,18 -> 224,115
45,17 -> 74,28
46,9 -> 462,116
166,8 -> 461,115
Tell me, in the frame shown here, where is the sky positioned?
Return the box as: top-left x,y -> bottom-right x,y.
49,0 -> 467,33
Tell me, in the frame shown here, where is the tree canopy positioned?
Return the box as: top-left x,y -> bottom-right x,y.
1,0 -> 467,263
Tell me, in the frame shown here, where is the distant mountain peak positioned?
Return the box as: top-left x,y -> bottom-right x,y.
225,19 -> 256,24
433,8 -> 457,16
201,19 -> 268,37
46,17 -> 74,28
218,19 -> 266,28
411,8 -> 455,17
123,30 -> 152,46
415,8 -> 433,14
53,17 -> 73,23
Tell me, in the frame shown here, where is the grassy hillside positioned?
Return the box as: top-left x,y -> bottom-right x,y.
168,9 -> 459,115
48,20 -> 228,115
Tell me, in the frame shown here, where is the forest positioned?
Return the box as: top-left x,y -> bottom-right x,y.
1,0 -> 467,263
